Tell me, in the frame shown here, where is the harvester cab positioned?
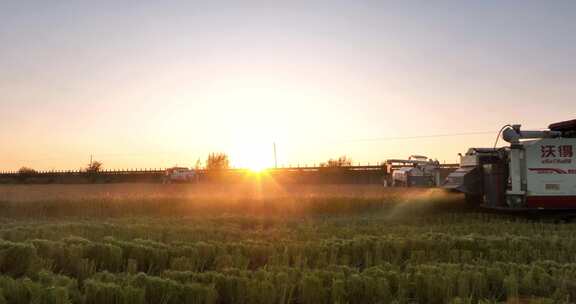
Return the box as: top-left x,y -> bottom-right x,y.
444,119 -> 576,210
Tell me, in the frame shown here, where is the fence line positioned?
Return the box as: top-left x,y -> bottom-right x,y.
0,163 -> 459,176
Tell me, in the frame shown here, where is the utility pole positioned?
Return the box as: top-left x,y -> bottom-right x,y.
273,142 -> 278,168
89,154 -> 93,166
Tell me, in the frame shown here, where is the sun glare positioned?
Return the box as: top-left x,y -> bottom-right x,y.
231,142 -> 272,173
247,163 -> 267,173
243,155 -> 269,172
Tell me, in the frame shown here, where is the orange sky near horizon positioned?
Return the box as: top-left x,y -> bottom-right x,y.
1,1 -> 574,171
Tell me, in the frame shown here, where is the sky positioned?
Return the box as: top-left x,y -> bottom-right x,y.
1,0 -> 575,170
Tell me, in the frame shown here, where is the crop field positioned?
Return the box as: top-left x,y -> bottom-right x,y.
0,184 -> 574,303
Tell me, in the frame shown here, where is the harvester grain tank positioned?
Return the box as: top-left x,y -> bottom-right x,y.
444,119 -> 576,210
385,155 -> 441,187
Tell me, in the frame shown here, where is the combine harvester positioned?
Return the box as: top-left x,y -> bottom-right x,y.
444,119 -> 576,211
162,167 -> 197,184
384,155 -> 441,187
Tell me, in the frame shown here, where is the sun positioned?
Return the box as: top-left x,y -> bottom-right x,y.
243,154 -> 270,172
231,142 -> 273,173
247,162 -> 267,173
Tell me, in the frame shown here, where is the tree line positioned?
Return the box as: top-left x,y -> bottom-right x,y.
16,154 -> 354,174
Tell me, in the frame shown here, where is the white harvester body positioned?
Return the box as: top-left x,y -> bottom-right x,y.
507,137 -> 576,208
445,119 -> 576,210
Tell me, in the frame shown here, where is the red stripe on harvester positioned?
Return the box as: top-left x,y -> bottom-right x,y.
526,196 -> 576,208
528,168 -> 567,174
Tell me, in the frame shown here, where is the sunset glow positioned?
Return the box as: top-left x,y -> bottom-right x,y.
1,2 -> 574,303
0,2 -> 574,171
246,163 -> 267,173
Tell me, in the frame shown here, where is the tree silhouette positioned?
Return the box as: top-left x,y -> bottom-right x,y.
17,167 -> 37,183
206,153 -> 229,170
18,167 -> 37,175
85,161 -> 103,173
320,156 -> 352,168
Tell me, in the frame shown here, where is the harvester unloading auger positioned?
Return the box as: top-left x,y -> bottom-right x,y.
444,119 -> 576,210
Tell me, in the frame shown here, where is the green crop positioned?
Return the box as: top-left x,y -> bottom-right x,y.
0,186 -> 574,303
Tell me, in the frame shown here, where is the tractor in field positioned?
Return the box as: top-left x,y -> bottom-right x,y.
444,119 -> 576,210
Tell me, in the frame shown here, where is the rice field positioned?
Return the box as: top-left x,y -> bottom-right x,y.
0,184 -> 574,303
